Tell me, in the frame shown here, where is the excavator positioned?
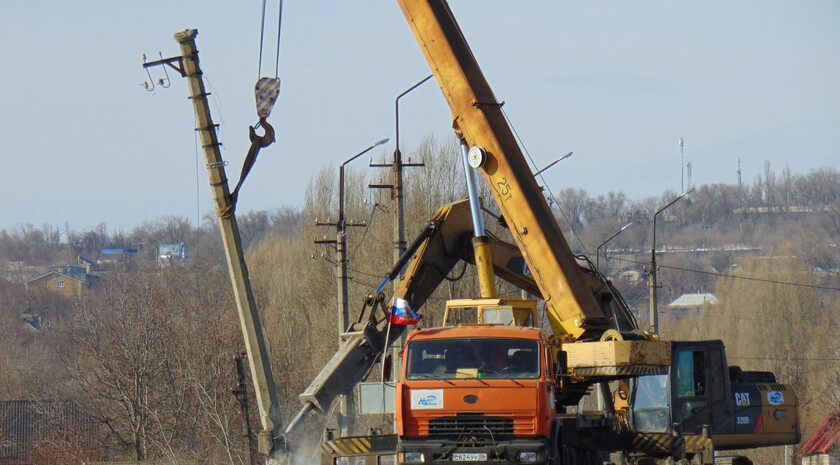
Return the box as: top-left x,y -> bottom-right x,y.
286,1 -> 800,465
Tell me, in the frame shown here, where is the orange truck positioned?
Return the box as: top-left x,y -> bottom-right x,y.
397,321 -> 557,464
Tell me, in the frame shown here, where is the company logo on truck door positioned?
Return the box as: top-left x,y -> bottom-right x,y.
411,389 -> 444,409
735,392 -> 751,406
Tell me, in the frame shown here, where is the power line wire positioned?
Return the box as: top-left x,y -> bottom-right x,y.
348,203 -> 381,262
500,107 -> 588,252
612,256 -> 840,292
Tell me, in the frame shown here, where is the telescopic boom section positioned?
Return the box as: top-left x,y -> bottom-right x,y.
396,0 -> 607,340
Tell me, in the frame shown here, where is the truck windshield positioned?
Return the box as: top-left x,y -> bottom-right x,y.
405,338 -> 540,380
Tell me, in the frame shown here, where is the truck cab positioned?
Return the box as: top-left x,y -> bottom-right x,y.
395,299 -> 557,465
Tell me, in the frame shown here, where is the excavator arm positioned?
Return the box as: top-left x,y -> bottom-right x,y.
287,199 -> 538,432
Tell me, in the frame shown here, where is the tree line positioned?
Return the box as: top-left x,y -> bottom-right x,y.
0,136 -> 838,464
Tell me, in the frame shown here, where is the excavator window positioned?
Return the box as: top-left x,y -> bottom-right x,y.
673,348 -> 710,429
630,374 -> 670,432
676,350 -> 706,398
442,300 -> 537,327
444,308 -> 480,325
482,308 -> 515,325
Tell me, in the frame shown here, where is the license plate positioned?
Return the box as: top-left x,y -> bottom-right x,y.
451,452 -> 487,461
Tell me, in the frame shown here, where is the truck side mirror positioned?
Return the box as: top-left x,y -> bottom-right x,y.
383,353 -> 392,381
554,350 -> 568,376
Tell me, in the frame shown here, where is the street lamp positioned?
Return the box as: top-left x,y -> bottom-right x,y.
337,137 -> 389,337
370,75 -> 432,287
648,188 -> 694,335
392,75 -> 432,266
339,138 -> 389,231
335,137 -> 388,438
596,222 -> 632,270
395,75 -> 434,161
533,151 -> 573,177
373,76 -> 433,396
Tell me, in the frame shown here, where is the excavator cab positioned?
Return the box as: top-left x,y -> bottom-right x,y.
442,298 -> 537,327
626,340 -> 799,452
628,341 -> 730,436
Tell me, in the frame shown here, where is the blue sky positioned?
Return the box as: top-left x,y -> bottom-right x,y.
1,1 -> 838,232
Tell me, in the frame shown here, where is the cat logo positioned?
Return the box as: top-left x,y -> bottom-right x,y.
735,392 -> 751,406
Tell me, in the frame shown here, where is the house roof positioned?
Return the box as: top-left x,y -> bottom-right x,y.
25,270 -> 84,285
0,400 -> 96,458
667,293 -> 719,308
101,248 -> 138,254
800,411 -> 840,455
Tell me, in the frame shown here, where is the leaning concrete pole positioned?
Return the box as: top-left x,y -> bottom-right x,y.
174,29 -> 287,461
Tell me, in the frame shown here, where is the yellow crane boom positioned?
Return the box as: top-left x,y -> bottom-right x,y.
396,0 -> 608,341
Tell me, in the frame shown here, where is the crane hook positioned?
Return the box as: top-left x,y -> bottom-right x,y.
250,118 -> 275,148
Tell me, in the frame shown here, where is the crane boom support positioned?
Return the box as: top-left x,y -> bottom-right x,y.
396,0 -> 607,340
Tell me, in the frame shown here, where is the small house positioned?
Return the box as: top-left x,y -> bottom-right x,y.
157,243 -> 187,266
25,266 -> 98,299
666,293 -> 719,314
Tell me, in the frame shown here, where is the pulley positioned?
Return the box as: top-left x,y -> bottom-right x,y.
255,77 -> 281,119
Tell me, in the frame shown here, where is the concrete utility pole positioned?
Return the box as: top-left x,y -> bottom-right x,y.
233,354 -> 258,465
316,138 -> 389,437
370,76 -> 429,395
147,29 -> 287,461
370,75 -> 431,287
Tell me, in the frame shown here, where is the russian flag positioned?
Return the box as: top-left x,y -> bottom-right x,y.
389,297 -> 423,325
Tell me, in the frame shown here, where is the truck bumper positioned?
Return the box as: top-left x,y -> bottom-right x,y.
397,438 -> 550,465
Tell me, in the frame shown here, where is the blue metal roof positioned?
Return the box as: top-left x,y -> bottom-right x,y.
100,248 -> 138,254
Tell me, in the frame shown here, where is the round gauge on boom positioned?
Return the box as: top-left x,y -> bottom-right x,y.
468,146 -> 487,168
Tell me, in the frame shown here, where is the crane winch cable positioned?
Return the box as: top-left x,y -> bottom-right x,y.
227,0 -> 283,210
257,0 -> 283,80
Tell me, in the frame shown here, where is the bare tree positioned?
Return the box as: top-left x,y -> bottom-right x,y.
62,271 -> 181,460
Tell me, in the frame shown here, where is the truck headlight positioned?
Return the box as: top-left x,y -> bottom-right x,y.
403,451 -> 425,463
518,451 -> 538,462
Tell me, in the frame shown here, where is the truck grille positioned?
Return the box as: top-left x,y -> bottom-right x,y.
429,414 -> 513,437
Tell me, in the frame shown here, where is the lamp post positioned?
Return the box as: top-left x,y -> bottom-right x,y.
533,151 -> 573,177
392,75 -> 432,277
338,137 -> 389,335
596,222 -> 632,271
335,137 -> 388,438
649,188 -> 693,335
366,77 -> 431,401
592,219 -> 631,415
369,76 -> 431,291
